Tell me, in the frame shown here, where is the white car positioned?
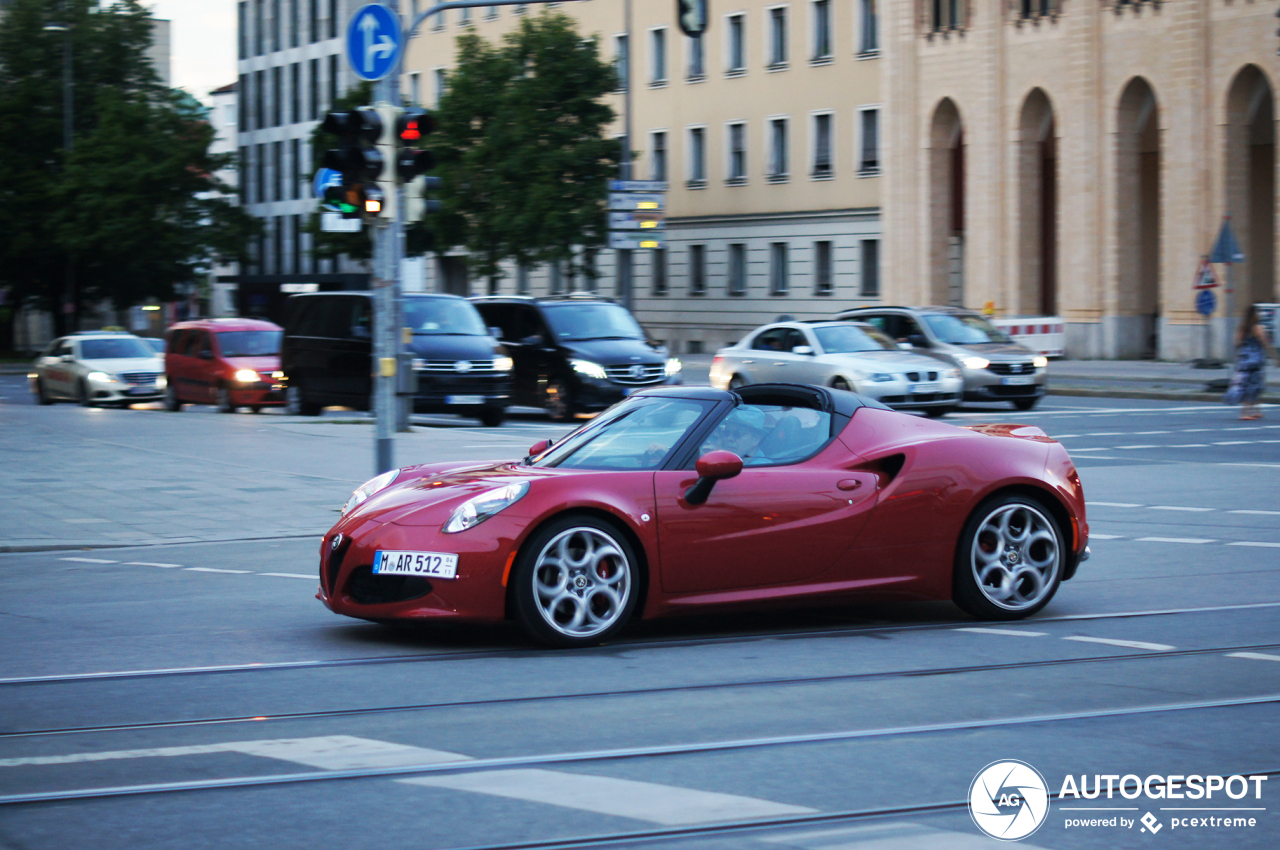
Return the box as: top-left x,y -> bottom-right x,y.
709,321 -> 965,416
30,332 -> 166,407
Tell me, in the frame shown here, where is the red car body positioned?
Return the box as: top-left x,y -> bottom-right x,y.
319,385 -> 1088,645
165,318 -> 287,412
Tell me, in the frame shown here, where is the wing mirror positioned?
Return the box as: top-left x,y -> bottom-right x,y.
60,353 -> 74,362
684,450 -> 743,506
529,438 -> 552,456
791,345 -> 814,356
487,326 -> 503,340
907,333 -> 929,348
199,350 -> 213,360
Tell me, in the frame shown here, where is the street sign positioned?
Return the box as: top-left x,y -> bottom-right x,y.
609,231 -> 666,249
609,192 -> 665,211
609,179 -> 668,193
321,211 -> 362,232
1193,257 -> 1219,289
609,211 -> 665,230
314,167 -> 343,209
346,4 -> 402,82
1195,288 -> 1216,317
1209,218 -> 1245,265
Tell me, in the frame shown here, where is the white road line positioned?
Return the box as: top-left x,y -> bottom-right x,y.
954,627 -> 1047,637
126,562 -> 183,568
1230,510 -> 1280,516
1179,428 -> 1212,432
258,572 -> 316,579
1227,541 -> 1280,549
1214,441 -> 1253,446
1069,447 -> 1110,452
1088,534 -> 1124,540
403,768 -> 817,825
185,567 -> 251,574
59,557 -> 118,564
1227,652 -> 1280,662
1170,444 -> 1210,448
1219,463 -> 1280,468
61,519 -> 110,524
1116,445 -> 1159,449
1132,430 -> 1171,435
1062,636 -> 1176,652
1148,506 -> 1214,512
1090,502 -> 1142,508
1085,432 -> 1125,436
1135,537 -> 1215,544
762,824 -> 1055,850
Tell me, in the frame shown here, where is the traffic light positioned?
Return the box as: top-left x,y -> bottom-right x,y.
321,107 -> 386,219
395,108 -> 442,222
677,0 -> 708,37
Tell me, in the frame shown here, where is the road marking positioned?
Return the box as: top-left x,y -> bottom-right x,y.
1148,506 -> 1214,512
1135,537 -> 1215,544
1219,463 -> 1280,468
762,823 -> 1055,850
258,572 -> 316,579
1180,428 -> 1212,432
1170,443 -> 1211,448
59,557 -> 118,564
1214,441 -> 1253,446
1087,533 -> 1124,539
1230,510 -> 1280,516
61,518 -> 110,524
403,768 -> 817,825
126,562 -> 183,568
1131,430 -> 1171,435
1069,447 -> 1110,452
1227,541 -> 1280,549
1084,432 -> 1125,436
185,567 -> 251,574
1062,636 -> 1176,652
954,627 -> 1046,637
1227,652 -> 1280,662
1090,501 -> 1142,508
1115,445 -> 1159,449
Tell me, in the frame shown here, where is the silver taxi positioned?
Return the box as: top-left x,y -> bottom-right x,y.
30,332 -> 166,406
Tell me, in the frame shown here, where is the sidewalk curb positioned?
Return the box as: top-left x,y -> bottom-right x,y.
1049,387 -> 1280,404
0,532 -> 327,555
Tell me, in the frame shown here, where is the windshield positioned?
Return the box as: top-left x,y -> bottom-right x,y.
404,297 -> 488,335
79,337 -> 155,360
217,330 -> 281,357
543,303 -> 645,342
531,397 -> 709,470
921,314 -> 1012,345
813,324 -> 896,353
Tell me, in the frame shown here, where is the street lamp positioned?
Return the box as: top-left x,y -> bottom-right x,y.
42,21 -> 76,330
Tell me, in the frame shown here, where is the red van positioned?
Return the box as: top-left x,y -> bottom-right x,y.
164,318 -> 287,413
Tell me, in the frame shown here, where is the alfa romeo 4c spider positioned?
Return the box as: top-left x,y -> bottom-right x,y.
319,384 -> 1088,647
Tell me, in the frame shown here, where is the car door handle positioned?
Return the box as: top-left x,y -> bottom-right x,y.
772,362 -> 786,367
837,478 -> 863,491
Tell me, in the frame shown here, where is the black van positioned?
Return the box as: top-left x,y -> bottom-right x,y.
281,292 -> 512,426
470,295 -> 681,421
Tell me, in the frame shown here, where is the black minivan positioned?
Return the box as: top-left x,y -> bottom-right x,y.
281,292 -> 512,426
471,295 -> 681,421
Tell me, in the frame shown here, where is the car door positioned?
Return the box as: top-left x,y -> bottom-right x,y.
782,327 -> 831,386
651,405 -> 881,594
41,339 -> 74,397
741,327 -> 793,382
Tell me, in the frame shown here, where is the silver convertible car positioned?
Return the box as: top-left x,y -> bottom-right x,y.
709,321 -> 965,416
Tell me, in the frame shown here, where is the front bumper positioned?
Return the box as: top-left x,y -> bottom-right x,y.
411,372 -> 513,413
962,367 -> 1047,400
860,377 -> 965,409
230,380 -> 287,406
88,374 -> 166,404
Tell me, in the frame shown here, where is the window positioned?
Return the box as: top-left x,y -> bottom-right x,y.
433,69 -> 447,105
254,0 -> 264,55
433,0 -> 445,31
514,4 -> 527,14
272,66 -> 282,127
728,243 -> 746,295
290,138 -> 301,199
689,245 -> 706,295
615,34 -> 629,90
549,262 -> 564,294
859,0 -> 879,53
309,0 -> 318,43
459,5 -> 471,24
290,63 -> 300,123
255,143 -> 265,203
688,127 -> 706,185
727,14 -> 745,73
290,0 -> 299,47
308,58 -> 319,119
813,112 -> 833,178
271,0 -> 280,52
652,248 -> 668,295
273,141 -> 283,201
860,239 -> 879,296
651,28 -> 667,84
486,4 -> 499,18
814,241 -> 833,295
1018,0 -> 1056,20
239,3 -> 247,59
328,0 -> 337,38
237,74 -> 248,128
813,0 -> 831,60
327,54 -> 337,110
768,6 -> 788,68
858,107 -> 880,174
688,34 -> 705,79
728,122 -> 747,183
768,118 -> 788,181
408,72 -> 420,105
292,214 -> 302,271
650,131 -> 667,181
517,264 -> 530,295
770,243 -> 789,295
254,70 -> 265,129
928,0 -> 964,32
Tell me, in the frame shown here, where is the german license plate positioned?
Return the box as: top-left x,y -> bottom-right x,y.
373,550 -> 458,578
127,385 -> 155,395
911,382 -> 940,394
1002,376 -> 1035,386
446,395 -> 483,405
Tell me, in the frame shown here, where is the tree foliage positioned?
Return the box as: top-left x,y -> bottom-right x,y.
433,13 -> 620,291
0,0 -> 258,334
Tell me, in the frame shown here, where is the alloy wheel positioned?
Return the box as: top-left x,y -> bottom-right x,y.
969,501 -> 1061,612
530,526 -> 632,640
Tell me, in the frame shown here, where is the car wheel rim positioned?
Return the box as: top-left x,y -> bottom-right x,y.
532,526 -> 630,638
970,502 -> 1060,612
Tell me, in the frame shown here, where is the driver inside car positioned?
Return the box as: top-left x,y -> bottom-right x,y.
700,407 -> 768,459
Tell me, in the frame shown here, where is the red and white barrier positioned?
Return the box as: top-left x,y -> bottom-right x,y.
989,317 -> 1065,357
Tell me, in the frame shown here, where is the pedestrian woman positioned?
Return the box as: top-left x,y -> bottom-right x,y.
1226,305 -> 1276,420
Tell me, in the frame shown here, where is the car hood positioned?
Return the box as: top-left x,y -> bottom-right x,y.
934,341 -> 1035,360
820,350 -> 951,373
559,338 -> 666,365
407,335 -> 499,360
345,460 -> 560,527
225,356 -> 281,370
80,357 -> 164,374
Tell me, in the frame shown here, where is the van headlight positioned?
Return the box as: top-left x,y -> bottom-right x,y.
444,482 -> 529,533
234,369 -> 259,383
570,359 -> 608,380
1033,356 -> 1048,369
665,357 -> 682,376
342,469 -> 399,517
961,356 -> 990,370
493,356 -> 514,372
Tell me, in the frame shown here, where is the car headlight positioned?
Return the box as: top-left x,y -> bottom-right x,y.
665,357 -> 682,376
341,469 -> 399,517
945,368 -> 961,379
234,369 -> 259,383
1032,356 -> 1048,369
272,371 -> 285,379
868,373 -> 894,382
444,481 -> 529,534
961,356 -> 990,370
570,359 -> 608,380
493,356 -> 514,372
86,371 -> 118,383
156,375 -> 167,388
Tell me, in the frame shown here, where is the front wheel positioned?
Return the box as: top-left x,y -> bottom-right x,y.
286,383 -> 320,416
164,382 -> 182,412
543,379 -> 573,422
35,379 -> 53,405
511,516 -> 640,648
953,494 -> 1064,620
1012,396 -> 1040,411
216,385 -> 236,413
479,407 -> 505,428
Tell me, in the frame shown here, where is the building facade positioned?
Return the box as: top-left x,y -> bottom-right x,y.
883,0 -> 1278,360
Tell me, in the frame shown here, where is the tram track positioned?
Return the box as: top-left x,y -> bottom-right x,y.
2,640 -> 1278,741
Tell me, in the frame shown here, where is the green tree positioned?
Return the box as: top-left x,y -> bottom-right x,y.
0,0 -> 257,340
433,13 -> 620,293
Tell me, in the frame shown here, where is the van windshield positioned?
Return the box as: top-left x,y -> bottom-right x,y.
543,303 -> 645,341
405,298 -> 488,335
217,330 -> 281,357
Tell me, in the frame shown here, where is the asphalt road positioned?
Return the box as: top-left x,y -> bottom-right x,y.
0,374 -> 1277,849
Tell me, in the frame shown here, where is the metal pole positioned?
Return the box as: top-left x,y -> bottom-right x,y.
371,1 -> 401,474
619,0 -> 634,310
61,27 -> 76,331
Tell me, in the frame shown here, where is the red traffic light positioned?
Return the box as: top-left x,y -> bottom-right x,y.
396,109 -> 436,143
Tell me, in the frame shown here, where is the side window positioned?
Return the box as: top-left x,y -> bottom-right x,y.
782,329 -> 808,352
288,298 -> 317,335
860,315 -> 889,334
477,304 -> 512,340
192,331 -> 212,356
700,404 -> 832,467
898,317 -> 925,342
53,340 -> 72,358
350,299 -> 371,339
751,328 -> 788,351
168,330 -> 187,355
516,307 -> 548,344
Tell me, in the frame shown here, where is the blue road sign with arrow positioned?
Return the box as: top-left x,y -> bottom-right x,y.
346,4 -> 402,82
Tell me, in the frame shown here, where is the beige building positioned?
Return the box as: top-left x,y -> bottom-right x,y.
406,0 -> 885,353
883,0 -> 1277,360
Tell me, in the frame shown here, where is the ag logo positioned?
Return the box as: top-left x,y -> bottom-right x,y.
969,760 -> 1050,841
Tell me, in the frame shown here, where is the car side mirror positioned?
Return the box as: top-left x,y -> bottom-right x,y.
685,450 -> 743,506
897,342 -> 912,351
907,334 -> 929,348
791,345 -> 814,356
529,438 -> 552,456
488,327 -> 503,340
60,354 -> 74,362
519,334 -> 543,346
199,350 -> 213,360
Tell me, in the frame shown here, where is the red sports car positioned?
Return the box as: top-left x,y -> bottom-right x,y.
318,384 -> 1089,647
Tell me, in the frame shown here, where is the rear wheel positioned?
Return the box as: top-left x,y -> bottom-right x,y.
544,379 -> 572,422
249,406 -> 262,414
286,382 -> 320,416
164,383 -> 182,412
479,407 -> 505,428
216,385 -> 236,413
1012,397 -> 1040,411
953,493 -> 1064,620
35,379 -> 53,405
728,375 -> 747,390
924,405 -> 956,418
511,516 -> 639,648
